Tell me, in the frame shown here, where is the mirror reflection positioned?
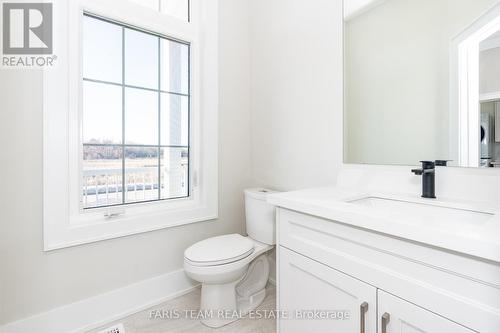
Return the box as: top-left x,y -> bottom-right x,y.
344,0 -> 500,167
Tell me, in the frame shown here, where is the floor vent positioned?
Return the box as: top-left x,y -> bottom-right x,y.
96,323 -> 125,333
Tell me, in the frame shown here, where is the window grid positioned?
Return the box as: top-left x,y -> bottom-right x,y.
82,13 -> 190,209
82,77 -> 189,97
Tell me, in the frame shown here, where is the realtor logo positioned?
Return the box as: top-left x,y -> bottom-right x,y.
2,2 -> 53,54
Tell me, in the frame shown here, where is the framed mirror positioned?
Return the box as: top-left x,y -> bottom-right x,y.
343,0 -> 500,168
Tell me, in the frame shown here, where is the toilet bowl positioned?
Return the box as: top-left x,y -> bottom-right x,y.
183,188 -> 276,328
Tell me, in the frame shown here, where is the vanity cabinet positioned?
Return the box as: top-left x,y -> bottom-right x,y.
276,208 -> 500,333
279,247 -> 473,333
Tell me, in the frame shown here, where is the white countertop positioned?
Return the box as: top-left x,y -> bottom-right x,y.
268,187 -> 500,263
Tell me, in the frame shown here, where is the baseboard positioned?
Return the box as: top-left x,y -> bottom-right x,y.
0,269 -> 199,333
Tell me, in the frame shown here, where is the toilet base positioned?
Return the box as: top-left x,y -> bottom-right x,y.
200,254 -> 270,328
200,280 -> 241,328
200,285 -> 268,328
237,287 -> 266,314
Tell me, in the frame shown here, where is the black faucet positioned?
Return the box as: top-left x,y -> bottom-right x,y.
411,161 -> 436,199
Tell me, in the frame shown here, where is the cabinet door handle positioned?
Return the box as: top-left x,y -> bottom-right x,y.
360,302 -> 368,333
381,312 -> 391,333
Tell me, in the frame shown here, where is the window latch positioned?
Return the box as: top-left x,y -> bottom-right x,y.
104,207 -> 126,219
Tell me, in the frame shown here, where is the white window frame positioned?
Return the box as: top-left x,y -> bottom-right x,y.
450,2 -> 500,168
43,0 -> 218,251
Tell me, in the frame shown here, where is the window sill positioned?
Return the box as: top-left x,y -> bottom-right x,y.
44,198 -> 218,251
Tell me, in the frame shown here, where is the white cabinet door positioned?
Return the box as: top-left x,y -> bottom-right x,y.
279,246 -> 377,333
378,290 -> 475,333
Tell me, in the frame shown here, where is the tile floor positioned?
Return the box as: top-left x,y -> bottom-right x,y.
88,285 -> 276,333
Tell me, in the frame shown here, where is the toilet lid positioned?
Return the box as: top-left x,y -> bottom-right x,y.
184,234 -> 255,266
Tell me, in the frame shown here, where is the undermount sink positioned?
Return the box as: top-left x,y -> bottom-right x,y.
348,197 -> 494,227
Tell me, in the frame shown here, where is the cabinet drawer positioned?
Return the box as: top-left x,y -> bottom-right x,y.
277,208 -> 500,332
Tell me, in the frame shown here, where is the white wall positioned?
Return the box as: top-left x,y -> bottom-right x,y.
249,0 -> 344,191
0,0 -> 252,325
344,0 -> 387,20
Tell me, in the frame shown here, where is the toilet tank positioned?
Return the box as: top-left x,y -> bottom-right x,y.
244,188 -> 277,245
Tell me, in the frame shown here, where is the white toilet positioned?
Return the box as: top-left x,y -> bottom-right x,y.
184,188 -> 276,328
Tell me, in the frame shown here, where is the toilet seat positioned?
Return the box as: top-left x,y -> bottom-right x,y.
185,234 -> 255,267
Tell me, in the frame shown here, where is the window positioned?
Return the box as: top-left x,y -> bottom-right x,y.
129,0 -> 190,22
82,14 -> 190,209
43,0 -> 218,250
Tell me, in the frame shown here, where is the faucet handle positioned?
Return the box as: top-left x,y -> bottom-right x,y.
435,160 -> 452,166
412,161 -> 436,175
411,168 -> 424,175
